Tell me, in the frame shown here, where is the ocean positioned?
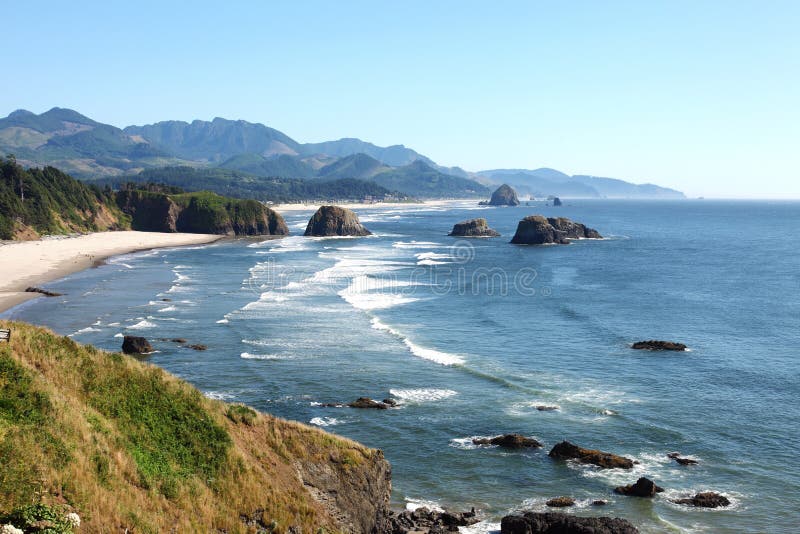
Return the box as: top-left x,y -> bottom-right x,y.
5,199 -> 799,533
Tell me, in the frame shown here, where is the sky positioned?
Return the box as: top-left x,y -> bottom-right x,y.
3,1 -> 799,198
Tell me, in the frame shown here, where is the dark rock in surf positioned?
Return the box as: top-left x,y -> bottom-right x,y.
304,205 -> 371,237
382,398 -> 398,407
186,344 -> 207,351
348,397 -> 390,409
389,507 -> 479,533
667,452 -> 698,465
547,217 -> 602,239
614,477 -> 664,497
121,335 -> 153,355
25,286 -> 63,297
592,500 -> 608,506
545,497 -> 575,507
510,215 -> 602,244
472,434 -> 542,448
553,197 -> 563,206
170,338 -> 187,343
500,512 -> 639,534
548,441 -> 634,469
673,492 -> 730,508
536,405 -> 559,411
486,184 -> 520,206
448,218 -> 500,237
631,340 -> 687,351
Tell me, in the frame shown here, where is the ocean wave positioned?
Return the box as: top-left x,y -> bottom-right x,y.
157,306 -> 178,312
309,416 -> 341,427
204,391 -> 236,401
128,319 -> 157,330
68,326 -> 101,336
114,333 -> 124,338
458,520 -> 501,534
371,318 -> 465,366
216,318 -> 229,324
389,388 -> 458,403
393,240 -> 447,249
449,436 -> 493,450
404,498 -> 444,513
417,259 -> 450,266
338,275 -> 421,310
240,352 -> 289,360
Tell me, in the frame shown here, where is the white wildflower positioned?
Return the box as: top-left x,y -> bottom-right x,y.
1,524 -> 24,534
66,512 -> 81,527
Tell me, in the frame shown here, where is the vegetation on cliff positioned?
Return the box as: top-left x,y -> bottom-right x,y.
0,156 -> 129,240
0,321 -> 390,533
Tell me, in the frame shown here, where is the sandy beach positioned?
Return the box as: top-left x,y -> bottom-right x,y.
273,199 -> 460,213
0,231 -> 222,313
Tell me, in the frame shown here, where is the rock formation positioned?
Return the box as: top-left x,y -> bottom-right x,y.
388,507 -> 480,533
485,184 -> 520,206
667,452 -> 698,465
545,497 -> 575,507
304,205 -> 372,237
548,441 -> 634,469
348,397 -> 392,409
631,340 -> 687,351
501,512 -> 639,534
510,215 -> 602,245
614,477 -> 664,497
553,197 -> 563,206
121,335 -> 153,354
673,492 -> 731,508
472,434 -> 542,448
448,218 -> 500,237
24,286 -> 63,297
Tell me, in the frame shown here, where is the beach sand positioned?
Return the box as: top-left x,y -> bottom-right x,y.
272,200 -> 457,213
0,231 -> 222,313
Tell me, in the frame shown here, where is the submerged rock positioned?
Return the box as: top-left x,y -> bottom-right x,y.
510,215 -> 602,245
631,340 -> 687,351
472,434 -> 542,448
186,344 -> 207,351
121,335 -> 153,355
548,441 -> 634,469
304,205 -> 371,237
448,218 -> 500,237
536,405 -> 559,411
673,492 -> 731,508
614,477 -> 664,497
667,452 -> 698,465
25,286 -> 63,297
486,184 -> 520,206
501,512 -> 639,534
348,397 -> 391,409
389,507 -> 479,534
545,497 -> 575,507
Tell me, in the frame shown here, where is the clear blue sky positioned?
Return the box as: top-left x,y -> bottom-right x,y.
4,1 -> 799,197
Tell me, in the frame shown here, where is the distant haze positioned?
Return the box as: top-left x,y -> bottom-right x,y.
3,1 -> 799,198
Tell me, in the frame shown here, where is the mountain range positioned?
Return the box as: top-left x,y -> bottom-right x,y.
0,107 -> 684,199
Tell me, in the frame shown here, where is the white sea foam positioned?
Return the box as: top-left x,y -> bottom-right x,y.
240,352 -> 288,360
449,436 -> 492,450
371,318 -> 465,366
128,319 -> 157,330
114,333 -> 124,338
404,499 -> 444,513
309,417 -> 341,427
393,241 -> 446,249
108,322 -> 120,326
417,259 -> 450,266
389,388 -> 458,403
157,306 -> 177,312
69,326 -> 101,337
338,275 -> 420,310
458,521 -> 501,534
216,318 -> 229,324
204,391 -> 236,401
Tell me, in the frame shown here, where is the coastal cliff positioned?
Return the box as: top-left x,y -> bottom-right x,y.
0,321 -> 389,533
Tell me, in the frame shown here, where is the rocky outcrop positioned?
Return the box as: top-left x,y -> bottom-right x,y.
304,205 -> 372,237
536,405 -> 559,411
472,434 -> 542,448
510,215 -> 602,245
667,452 -> 698,465
485,184 -> 520,206
553,197 -> 562,206
121,335 -> 152,354
448,218 -> 500,237
24,287 -> 63,297
389,507 -> 480,533
348,397 -> 393,409
631,340 -> 687,351
548,441 -> 634,469
295,449 -> 392,533
673,492 -> 730,508
501,512 -> 639,534
614,477 -> 664,497
545,497 -> 575,507
116,189 -> 288,236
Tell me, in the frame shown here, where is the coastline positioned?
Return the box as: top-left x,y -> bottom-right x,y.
273,199 -> 470,212
0,231 -> 223,314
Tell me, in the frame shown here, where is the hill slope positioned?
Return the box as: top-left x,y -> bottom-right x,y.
372,161 -> 490,199
0,321 -> 391,533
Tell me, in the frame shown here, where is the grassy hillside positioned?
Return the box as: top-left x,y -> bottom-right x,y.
372,161 -> 490,199
0,156 -> 129,240
0,321 -> 388,533
218,153 -> 317,179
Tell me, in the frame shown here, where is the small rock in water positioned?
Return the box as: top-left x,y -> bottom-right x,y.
472,434 -> 542,448
121,335 -> 153,354
673,492 -> 730,508
25,286 -> 63,297
545,496 -> 575,507
631,340 -> 687,351
501,512 -> 639,534
548,441 -> 634,469
536,405 -> 559,411
614,477 -> 664,497
389,506 -> 480,533
348,397 -> 390,409
382,398 -> 398,407
186,344 -> 207,351
171,338 -> 187,343
592,499 -> 608,506
448,218 -> 501,237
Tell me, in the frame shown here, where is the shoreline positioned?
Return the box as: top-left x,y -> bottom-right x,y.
273,199 -> 474,212
0,231 -> 223,314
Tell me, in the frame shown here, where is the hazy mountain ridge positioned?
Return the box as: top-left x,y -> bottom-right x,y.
1,108 -> 685,198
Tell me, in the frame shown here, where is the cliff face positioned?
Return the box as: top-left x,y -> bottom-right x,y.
116,189 -> 289,236
0,321 -> 390,533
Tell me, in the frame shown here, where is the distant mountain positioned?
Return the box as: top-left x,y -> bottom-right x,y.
479,167 -> 684,199
316,153 -> 389,180
298,138 -> 431,167
371,160 -> 490,199
218,153 -> 316,179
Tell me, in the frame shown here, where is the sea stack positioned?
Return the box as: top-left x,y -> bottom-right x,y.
304,205 -> 372,237
121,335 -> 153,355
510,215 -> 602,245
553,197 -> 563,206
448,218 -> 500,237
487,184 -> 520,206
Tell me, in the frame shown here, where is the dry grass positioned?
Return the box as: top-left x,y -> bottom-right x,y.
0,321 -> 377,533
